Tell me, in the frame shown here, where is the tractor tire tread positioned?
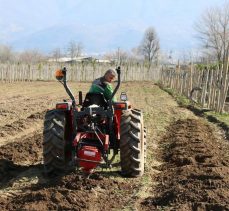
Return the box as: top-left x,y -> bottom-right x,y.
120,110 -> 145,177
43,109 -> 66,176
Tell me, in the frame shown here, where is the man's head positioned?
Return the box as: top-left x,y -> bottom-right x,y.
104,69 -> 116,83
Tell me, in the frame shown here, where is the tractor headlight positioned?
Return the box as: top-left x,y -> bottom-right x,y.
120,92 -> 127,101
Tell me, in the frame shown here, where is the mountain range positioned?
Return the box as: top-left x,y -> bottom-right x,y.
11,23 -> 144,54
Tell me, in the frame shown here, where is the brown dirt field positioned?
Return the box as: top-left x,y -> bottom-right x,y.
141,118 -> 229,211
0,81 -> 228,211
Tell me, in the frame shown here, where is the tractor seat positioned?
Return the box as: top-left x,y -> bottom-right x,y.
82,92 -> 108,109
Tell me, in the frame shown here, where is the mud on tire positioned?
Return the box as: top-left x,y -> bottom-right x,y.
43,110 -> 66,175
120,109 -> 145,177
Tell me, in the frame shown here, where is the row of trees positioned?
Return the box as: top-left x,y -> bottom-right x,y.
51,28 -> 161,66
49,27 -> 161,66
51,40 -> 83,62
95,27 -> 160,67
0,45 -> 44,63
0,27 -> 161,65
0,40 -> 84,64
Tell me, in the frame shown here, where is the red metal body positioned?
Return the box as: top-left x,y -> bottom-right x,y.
73,132 -> 109,150
77,146 -> 101,173
114,110 -> 122,140
73,132 -> 109,173
57,100 -> 131,174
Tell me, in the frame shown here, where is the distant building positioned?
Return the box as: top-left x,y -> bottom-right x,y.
161,61 -> 176,69
48,56 -> 111,64
95,59 -> 111,63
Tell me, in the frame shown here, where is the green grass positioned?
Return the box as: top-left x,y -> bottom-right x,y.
143,111 -> 152,122
161,86 -> 229,128
206,111 -> 229,127
163,87 -> 191,107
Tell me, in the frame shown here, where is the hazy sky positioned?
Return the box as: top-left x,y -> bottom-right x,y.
0,0 -> 227,54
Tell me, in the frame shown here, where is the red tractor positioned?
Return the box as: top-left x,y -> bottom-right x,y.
43,67 -> 146,177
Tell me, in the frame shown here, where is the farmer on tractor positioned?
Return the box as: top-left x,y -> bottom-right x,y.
89,69 -> 117,101
43,66 -> 146,177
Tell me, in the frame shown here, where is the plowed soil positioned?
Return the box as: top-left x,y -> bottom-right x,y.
0,81 -> 228,211
141,118 -> 229,210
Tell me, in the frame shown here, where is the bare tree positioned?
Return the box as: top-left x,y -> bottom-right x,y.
19,49 -> 45,63
139,27 -> 160,68
115,48 -> 128,65
52,48 -> 62,62
67,40 -> 83,59
103,48 -> 129,65
129,47 -> 142,63
195,2 -> 229,113
195,3 -> 229,64
0,45 -> 14,62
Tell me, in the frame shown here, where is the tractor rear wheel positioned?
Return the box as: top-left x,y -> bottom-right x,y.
120,109 -> 145,177
43,110 -> 67,175
132,109 -> 147,164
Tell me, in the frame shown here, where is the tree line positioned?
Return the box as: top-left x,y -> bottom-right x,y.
0,27 -> 160,66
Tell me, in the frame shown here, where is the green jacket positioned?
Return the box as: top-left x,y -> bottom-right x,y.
89,77 -> 116,101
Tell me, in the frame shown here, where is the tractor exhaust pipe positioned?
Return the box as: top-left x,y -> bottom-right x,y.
79,91 -> 83,105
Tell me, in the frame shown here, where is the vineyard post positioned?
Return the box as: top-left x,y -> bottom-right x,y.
216,65 -> 223,112
207,68 -> 214,108
201,67 -> 209,107
189,62 -> 193,97
219,54 -> 229,113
